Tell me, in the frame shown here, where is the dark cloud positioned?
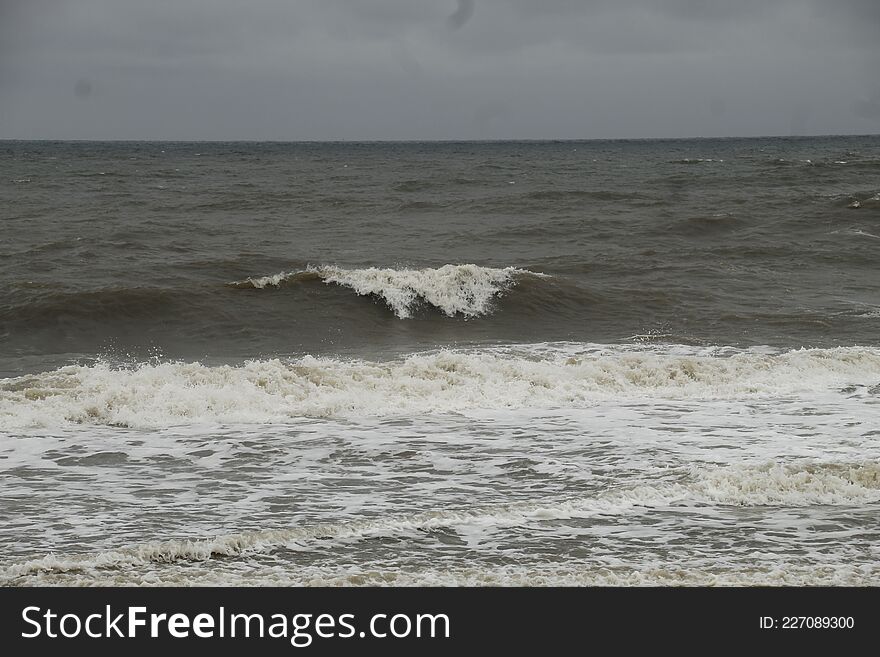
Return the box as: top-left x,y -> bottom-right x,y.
0,0 -> 877,139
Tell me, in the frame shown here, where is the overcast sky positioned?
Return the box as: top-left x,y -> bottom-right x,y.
2,0 -> 879,140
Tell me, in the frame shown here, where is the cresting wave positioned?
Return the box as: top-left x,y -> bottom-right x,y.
230,264 -> 545,318
4,461 -> 878,585
2,344 -> 879,429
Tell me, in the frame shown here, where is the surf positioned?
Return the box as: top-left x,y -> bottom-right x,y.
4,459 -> 878,585
2,343 -> 879,429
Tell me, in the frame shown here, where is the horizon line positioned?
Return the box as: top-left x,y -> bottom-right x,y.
2,132 -> 879,144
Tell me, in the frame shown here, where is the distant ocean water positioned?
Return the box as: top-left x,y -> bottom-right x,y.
1,137 -> 879,585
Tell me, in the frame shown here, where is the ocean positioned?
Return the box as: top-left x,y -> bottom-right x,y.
1,136 -> 879,586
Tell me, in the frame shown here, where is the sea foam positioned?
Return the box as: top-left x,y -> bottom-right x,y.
4,460 -> 878,585
2,344 -> 879,429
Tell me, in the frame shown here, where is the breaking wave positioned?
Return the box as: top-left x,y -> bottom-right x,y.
230,264 -> 545,318
2,344 -> 879,429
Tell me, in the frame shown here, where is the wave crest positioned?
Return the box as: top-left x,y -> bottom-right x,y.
231,264 -> 543,318
2,344 -> 879,429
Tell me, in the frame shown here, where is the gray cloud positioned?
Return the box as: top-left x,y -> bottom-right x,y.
1,0 -> 878,139
448,0 -> 475,30
853,94 -> 880,121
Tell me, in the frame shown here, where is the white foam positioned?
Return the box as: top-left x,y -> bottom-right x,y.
318,264 -> 528,318
2,344 -> 879,429
234,264 -> 541,317
4,460 -> 878,585
692,461 -> 880,505
241,271 -> 292,288
8,563 -> 878,587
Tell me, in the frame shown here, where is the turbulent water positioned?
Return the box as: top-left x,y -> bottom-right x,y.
2,137 -> 879,586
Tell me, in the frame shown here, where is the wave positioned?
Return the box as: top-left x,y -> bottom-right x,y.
230,264 -> 546,318
2,344 -> 879,429
850,229 -> 880,240
844,191 -> 880,209
228,269 -> 323,289
662,213 -> 746,236
8,563 -> 878,587
4,460 -> 878,585
1,286 -> 186,324
524,190 -> 642,202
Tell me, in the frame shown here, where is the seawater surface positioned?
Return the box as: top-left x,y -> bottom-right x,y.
2,137 -> 879,585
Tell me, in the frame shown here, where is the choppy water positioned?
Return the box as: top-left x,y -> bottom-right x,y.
2,137 -> 879,585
